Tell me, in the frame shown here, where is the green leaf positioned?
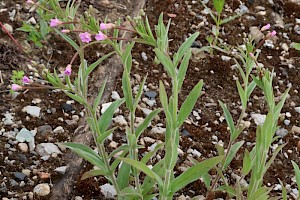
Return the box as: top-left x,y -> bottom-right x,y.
121,42 -> 135,71
242,149 -> 252,176
141,143 -> 164,164
118,157 -> 163,187
236,80 -> 246,109
93,78 -> 107,110
248,187 -> 270,200
135,109 -> 161,138
133,76 -> 147,109
292,161 -> 300,193
215,143 -> 225,156
64,91 -> 86,105
213,0 -> 225,14
170,156 -> 223,194
62,142 -> 106,170
85,52 -> 115,80
178,80 -> 203,127
292,42 -> 300,51
154,48 -> 175,78
117,159 -> 131,190
119,187 -> 143,199
247,80 -> 256,99
55,29 -> 79,51
177,49 -> 192,91
222,141 -> 244,170
81,169 -> 107,180
220,14 -> 240,25
278,179 -> 287,200
98,127 -> 117,144
39,19 -> 49,38
122,70 -> 134,111
219,101 -> 235,138
98,99 -> 124,133
216,185 -> 236,196
173,32 -> 199,66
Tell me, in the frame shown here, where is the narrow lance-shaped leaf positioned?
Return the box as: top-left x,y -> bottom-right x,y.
236,80 -> 246,109
62,142 -> 106,170
133,76 -> 147,109
64,91 -> 86,105
122,69 -> 134,111
219,101 -> 235,140
93,78 -> 107,110
177,49 -> 192,91
135,109 -> 161,138
117,157 -> 131,190
118,157 -> 163,188
54,29 -> 79,51
154,48 -> 175,78
222,141 -> 244,170
173,32 -> 199,66
213,0 -> 225,14
81,169 -> 107,180
242,149 -> 252,176
170,156 -> 223,194
178,80 -> 203,127
291,161 -> 300,194
98,99 -> 124,133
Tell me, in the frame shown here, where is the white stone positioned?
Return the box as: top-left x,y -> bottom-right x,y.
251,113 -> 266,125
101,102 -> 119,114
142,98 -> 156,107
23,106 -> 41,117
2,23 -> 13,33
191,149 -> 201,158
111,91 -> 121,100
286,112 -> 292,118
36,143 -> 62,157
33,183 -> 50,196
16,128 -> 34,143
100,184 -> 117,199
108,141 -> 118,148
3,113 -> 14,125
143,137 -> 156,143
140,107 -> 152,116
294,107 -> 300,113
18,143 -> 29,153
54,166 -> 67,174
150,126 -> 166,134
141,52 -> 147,61
53,126 -> 64,134
113,115 -> 127,126
292,126 -> 300,134
221,55 -> 231,61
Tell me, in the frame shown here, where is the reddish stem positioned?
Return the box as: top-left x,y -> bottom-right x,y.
0,21 -> 26,54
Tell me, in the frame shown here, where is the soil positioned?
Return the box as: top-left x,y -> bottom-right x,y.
0,0 -> 300,199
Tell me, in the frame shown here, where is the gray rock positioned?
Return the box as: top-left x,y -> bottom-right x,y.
113,115 -> 127,126
53,126 -> 64,134
54,166 -> 67,174
37,125 -> 52,136
3,131 -> 16,139
111,91 -> 121,100
10,179 -> 18,187
33,183 -> 50,196
276,128 -> 288,138
2,23 -> 13,34
16,128 -> 34,143
3,113 -> 14,125
150,126 -> 166,134
23,106 -> 41,117
18,143 -> 29,153
100,184 -> 117,199
141,107 -> 152,116
295,107 -> 300,113
144,91 -> 157,99
251,113 -> 266,125
141,52 -> 148,61
13,172 -> 26,181
36,143 -> 62,157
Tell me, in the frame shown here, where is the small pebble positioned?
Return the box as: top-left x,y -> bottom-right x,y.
33,183 -> 50,196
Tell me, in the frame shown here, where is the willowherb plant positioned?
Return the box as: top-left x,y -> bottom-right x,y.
11,0 -> 297,199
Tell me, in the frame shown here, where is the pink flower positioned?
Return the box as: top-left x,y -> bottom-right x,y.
61,29 -> 70,33
11,84 -> 22,91
100,23 -> 115,30
266,30 -> 276,38
26,0 -> 35,4
270,30 -> 276,36
64,64 -> 72,76
79,32 -> 92,43
95,31 -> 107,41
22,76 -> 32,84
261,23 -> 271,31
249,52 -> 255,59
50,18 -> 63,27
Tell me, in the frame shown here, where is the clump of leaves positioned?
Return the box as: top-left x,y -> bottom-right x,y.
11,70 -> 24,85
